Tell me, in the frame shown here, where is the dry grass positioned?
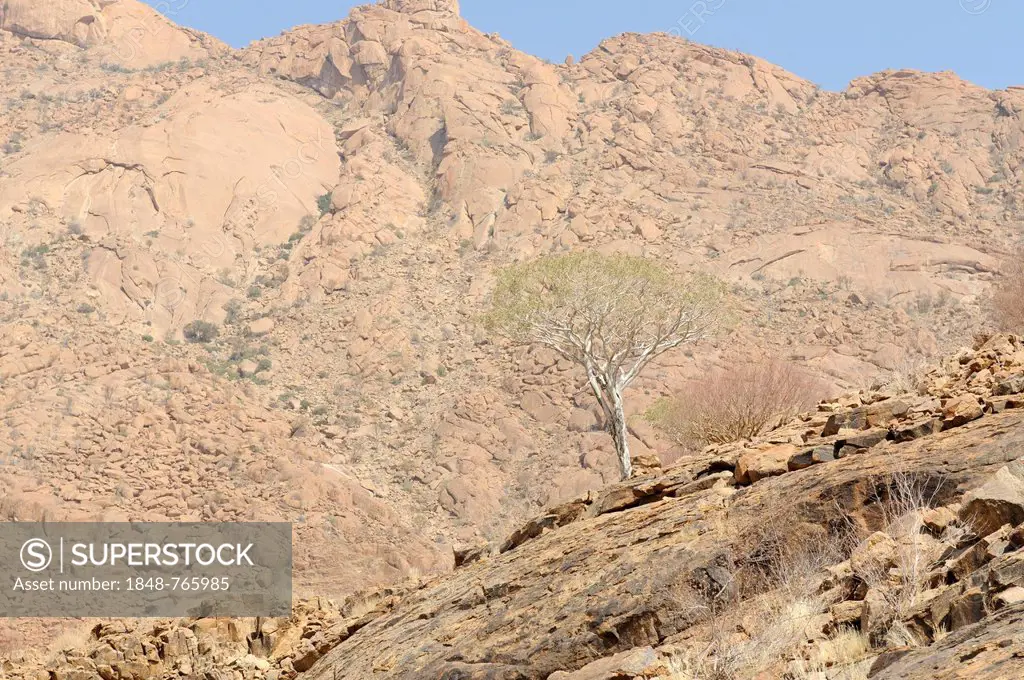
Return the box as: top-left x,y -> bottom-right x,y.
880,354 -> 931,394
662,474 -> 966,679
858,473 -> 968,648
789,627 -> 872,679
647,359 -> 828,447
0,493 -> 50,522
991,248 -> 1024,332
45,625 -> 96,664
667,596 -> 826,679
0,621 -> 95,666
666,521 -> 845,679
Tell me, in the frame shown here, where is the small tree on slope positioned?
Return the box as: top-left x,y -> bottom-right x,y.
486,252 -> 724,480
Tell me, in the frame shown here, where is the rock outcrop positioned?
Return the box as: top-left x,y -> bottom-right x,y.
0,81 -> 339,334
382,0 -> 461,14
0,0 -> 220,67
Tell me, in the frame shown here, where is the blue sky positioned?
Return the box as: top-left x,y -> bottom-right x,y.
146,0 -> 1020,91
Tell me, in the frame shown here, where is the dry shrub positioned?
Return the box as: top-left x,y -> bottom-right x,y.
992,249 -> 1024,332
880,354 -> 930,395
667,475 -> 964,678
648,359 -> 828,447
0,621 -> 95,667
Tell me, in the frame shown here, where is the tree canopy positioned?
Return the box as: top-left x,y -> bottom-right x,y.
487,251 -> 725,479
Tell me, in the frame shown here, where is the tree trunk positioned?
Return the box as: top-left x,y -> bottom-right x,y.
608,387 -> 632,480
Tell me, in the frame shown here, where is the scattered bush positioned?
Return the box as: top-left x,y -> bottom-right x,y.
22,244 -> 49,257
182,320 -> 219,343
290,416 -> 314,438
223,299 -> 244,325
0,493 -> 48,522
100,62 -> 133,73
648,359 -> 827,448
3,132 -> 24,155
76,303 -> 95,314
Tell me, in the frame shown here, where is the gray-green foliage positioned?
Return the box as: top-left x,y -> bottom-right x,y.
487,251 -> 725,479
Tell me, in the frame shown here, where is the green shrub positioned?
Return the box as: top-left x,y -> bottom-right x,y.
316,192 -> 333,216
182,320 -> 219,343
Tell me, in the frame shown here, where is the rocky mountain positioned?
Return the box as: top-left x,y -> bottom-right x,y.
1,0 -> 1023,674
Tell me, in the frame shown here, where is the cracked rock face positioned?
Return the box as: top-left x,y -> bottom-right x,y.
0,83 -> 339,333
0,0 -> 105,46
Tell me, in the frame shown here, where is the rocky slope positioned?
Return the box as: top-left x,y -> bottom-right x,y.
6,333 -> 1024,678
2,0 -> 1024,670
293,333 -> 1024,679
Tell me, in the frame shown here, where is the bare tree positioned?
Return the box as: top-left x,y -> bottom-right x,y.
486,252 -> 724,480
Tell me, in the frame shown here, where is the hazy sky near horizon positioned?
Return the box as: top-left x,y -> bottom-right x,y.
145,0 -> 1020,91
